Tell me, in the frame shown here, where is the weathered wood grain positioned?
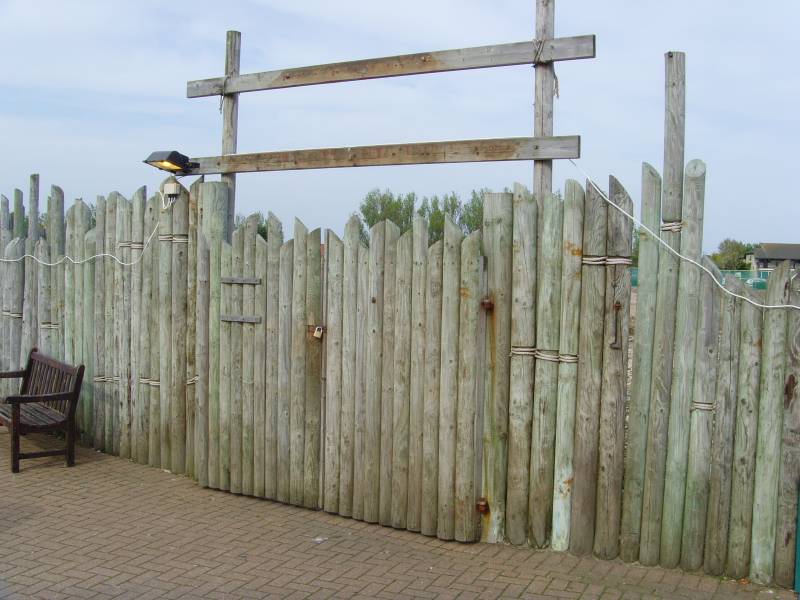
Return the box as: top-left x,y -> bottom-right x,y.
222,30 -> 240,241
594,178 -> 633,560
229,227 -> 244,494
219,240 -> 233,490
187,36 -> 596,97
264,214 -> 283,500
352,243 -> 370,521
640,51 -> 686,565
569,182 -> 607,556
364,221 -> 385,524
131,189 -> 145,464
704,278 -> 744,575
620,163 -> 661,562
103,194 -> 117,455
422,241 -> 444,536
438,218 -> 463,541
324,231 -> 344,513
751,262 -> 792,584
290,220 -> 308,505
379,222 -> 400,525
482,192 -> 513,544
186,178 -> 201,478
304,227 -> 323,509
171,186 -> 189,474
253,234 -> 267,497
774,278 -> 800,586
157,191 -> 172,467
339,216 -> 361,516
551,180 -> 584,551
681,258 -> 722,570
722,287 -> 767,573
530,192 -> 563,548
455,230 -> 483,542
391,231 -> 413,529
506,184 -> 536,546
196,234 -> 210,488
147,196 -> 161,467
407,217 -> 428,531
661,160 -> 706,568
241,215 -> 259,495
200,182 -> 228,489
190,137 -> 581,176
81,231 -> 95,447
277,239 -> 294,503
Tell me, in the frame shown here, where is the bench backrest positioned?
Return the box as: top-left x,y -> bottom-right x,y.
19,349 -> 84,418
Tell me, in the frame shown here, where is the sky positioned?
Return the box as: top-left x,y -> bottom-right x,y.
0,0 -> 798,253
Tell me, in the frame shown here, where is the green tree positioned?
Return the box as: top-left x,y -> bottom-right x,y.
710,238 -> 756,270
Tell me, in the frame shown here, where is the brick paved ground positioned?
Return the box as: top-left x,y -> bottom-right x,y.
0,431 -> 796,600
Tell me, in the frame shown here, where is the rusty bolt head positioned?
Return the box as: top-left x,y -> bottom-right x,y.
480,297 -> 494,311
476,497 -> 489,514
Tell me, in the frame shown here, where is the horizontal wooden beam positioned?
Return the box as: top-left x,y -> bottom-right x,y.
186,136 -> 580,175
187,36 -> 595,98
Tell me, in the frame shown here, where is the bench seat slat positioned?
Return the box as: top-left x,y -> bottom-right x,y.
0,402 -> 66,430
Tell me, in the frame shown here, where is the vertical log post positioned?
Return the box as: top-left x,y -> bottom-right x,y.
640,50 -> 686,565
338,216 -> 361,516
421,240 -> 443,536
681,258 -> 722,570
390,231 -> 412,528
438,218 -> 463,541
222,30 -> 240,241
379,222 -> 400,525
264,214 -> 283,500
324,231 -> 344,513
570,182 -> 607,556
506,184 -> 537,546
594,177 -> 633,560
407,217 -> 429,531
620,163 -> 662,561
364,222 -> 385,523
551,180 -> 584,551
304,228 -> 323,509
482,192 -> 513,544
751,262 -> 792,583
704,277 -> 743,575
530,192 -> 563,547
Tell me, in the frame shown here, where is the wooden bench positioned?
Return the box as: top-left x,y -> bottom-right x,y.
0,348 -> 85,473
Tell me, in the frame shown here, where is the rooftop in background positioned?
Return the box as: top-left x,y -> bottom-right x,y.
747,243 -> 800,271
753,243 -> 800,261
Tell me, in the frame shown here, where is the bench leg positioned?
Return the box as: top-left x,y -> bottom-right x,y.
66,417 -> 75,467
11,405 -> 20,473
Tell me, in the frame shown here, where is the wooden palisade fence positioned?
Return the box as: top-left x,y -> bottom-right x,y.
1,54 -> 799,587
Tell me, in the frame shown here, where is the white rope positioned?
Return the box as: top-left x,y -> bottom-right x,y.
0,190 -> 176,267
660,221 -> 683,233
569,159 -> 800,312
510,347 -> 578,363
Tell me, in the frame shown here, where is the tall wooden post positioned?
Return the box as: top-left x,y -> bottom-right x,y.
222,30 -> 241,242
534,0 -> 556,213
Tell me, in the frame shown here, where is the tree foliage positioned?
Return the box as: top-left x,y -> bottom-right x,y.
355,187 -> 491,244
710,238 -> 756,270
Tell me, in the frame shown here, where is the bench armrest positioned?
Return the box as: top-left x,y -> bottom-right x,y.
5,392 -> 74,405
0,370 -> 25,379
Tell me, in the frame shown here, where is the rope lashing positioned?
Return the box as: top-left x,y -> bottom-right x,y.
690,401 -> 715,412
531,38 -> 560,99
660,221 -> 683,233
581,256 -> 633,266
510,347 -> 578,363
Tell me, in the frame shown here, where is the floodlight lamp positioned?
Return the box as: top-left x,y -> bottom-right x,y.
143,150 -> 198,174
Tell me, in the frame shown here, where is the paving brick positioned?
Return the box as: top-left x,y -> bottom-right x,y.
0,431 -> 796,600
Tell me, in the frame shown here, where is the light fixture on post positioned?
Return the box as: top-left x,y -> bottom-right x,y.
143,150 -> 198,174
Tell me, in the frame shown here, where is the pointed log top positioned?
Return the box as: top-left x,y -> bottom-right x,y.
51,185 -> 64,199
327,229 -> 343,245
565,178 -> 584,196
642,162 -> 661,181
133,186 -> 147,201
345,213 -> 361,230
293,217 -> 308,238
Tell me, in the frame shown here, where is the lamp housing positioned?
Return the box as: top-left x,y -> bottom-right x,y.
143,150 -> 198,174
